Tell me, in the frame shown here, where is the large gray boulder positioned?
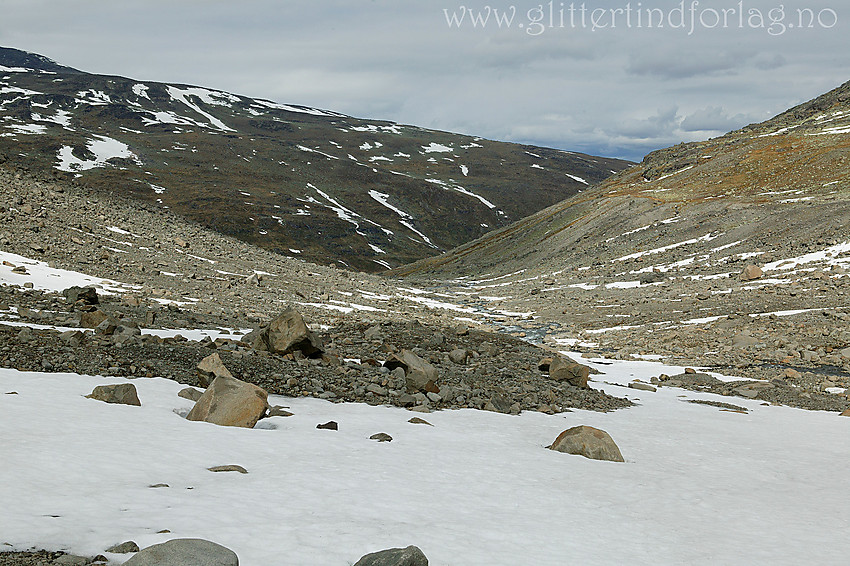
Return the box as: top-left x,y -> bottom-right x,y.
123,539 -> 238,566
253,307 -> 323,357
86,383 -> 141,406
548,425 -> 624,462
384,350 -> 439,393
353,545 -> 428,566
186,375 -> 268,428
548,356 -> 591,388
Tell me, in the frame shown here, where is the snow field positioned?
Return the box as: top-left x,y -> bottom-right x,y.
2,355 -> 849,566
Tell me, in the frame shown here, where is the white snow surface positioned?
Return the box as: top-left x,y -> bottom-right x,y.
166,86 -> 235,132
3,123 -> 47,135
368,190 -> 411,219
0,250 -> 139,294
131,83 -> 150,100
763,241 -> 850,271
55,135 -> 140,173
1,354 -> 849,566
421,142 -> 453,153
613,233 -> 720,262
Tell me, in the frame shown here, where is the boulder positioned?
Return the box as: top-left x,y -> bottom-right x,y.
106,541 -> 140,554
370,433 -> 393,442
111,320 -> 141,344
95,316 -> 120,335
196,352 -> 234,387
54,555 -> 89,565
178,387 -> 204,402
63,286 -> 99,305
740,264 -> 764,281
628,381 -> 657,392
384,350 -> 439,393
86,383 -> 141,406
364,325 -> 384,341
268,406 -> 294,417
453,324 -> 469,336
353,545 -> 428,566
60,330 -> 85,347
731,333 -> 760,348
80,309 -> 109,328
639,270 -> 666,285
549,356 -> 591,388
16,327 -> 35,343
186,376 -> 268,428
208,465 -> 248,474
448,349 -> 468,364
484,391 -> 512,414
253,307 -> 323,358
548,425 -> 624,462
123,539 -> 238,566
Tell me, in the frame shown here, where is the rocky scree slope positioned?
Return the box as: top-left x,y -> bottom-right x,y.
385,80 -> 850,407
0,165 -> 629,415
0,46 -> 630,272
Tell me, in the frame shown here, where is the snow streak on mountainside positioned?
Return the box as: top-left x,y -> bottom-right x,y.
0,47 -> 631,272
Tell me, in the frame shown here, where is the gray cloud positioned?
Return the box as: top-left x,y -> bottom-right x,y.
0,0 -> 847,162
627,48 -> 757,79
680,106 -> 753,132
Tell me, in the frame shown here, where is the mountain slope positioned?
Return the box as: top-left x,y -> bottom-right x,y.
0,46 -> 631,272
391,78 -> 850,277
381,80 -> 850,391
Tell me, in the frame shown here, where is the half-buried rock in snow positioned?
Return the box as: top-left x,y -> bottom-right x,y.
353,545 -> 429,566
252,306 -> 323,358
123,538 -> 238,566
548,425 -> 624,462
186,375 -> 268,428
86,383 -> 141,406
384,350 -> 439,393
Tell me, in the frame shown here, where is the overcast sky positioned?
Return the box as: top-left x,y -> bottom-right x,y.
2,0 -> 847,161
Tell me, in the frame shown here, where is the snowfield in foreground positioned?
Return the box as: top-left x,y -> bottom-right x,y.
2,356 -> 848,566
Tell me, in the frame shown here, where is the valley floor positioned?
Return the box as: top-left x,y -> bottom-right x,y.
2,166 -> 849,565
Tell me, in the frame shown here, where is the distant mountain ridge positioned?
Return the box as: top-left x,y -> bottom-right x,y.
0,46 -> 631,271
